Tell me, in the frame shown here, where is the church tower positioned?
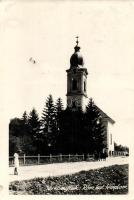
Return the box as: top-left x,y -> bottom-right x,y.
66,37 -> 88,111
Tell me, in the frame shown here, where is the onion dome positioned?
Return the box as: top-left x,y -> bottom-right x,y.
70,37 -> 84,68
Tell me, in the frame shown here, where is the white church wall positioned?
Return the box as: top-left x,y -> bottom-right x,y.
107,122 -> 114,153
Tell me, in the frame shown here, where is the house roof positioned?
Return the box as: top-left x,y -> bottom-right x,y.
95,105 -> 115,124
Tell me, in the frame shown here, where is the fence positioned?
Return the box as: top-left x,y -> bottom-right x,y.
109,151 -> 128,157
9,154 -> 94,167
9,151 -> 128,167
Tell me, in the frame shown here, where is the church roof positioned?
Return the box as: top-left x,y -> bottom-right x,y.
70,51 -> 84,68
95,105 -> 115,124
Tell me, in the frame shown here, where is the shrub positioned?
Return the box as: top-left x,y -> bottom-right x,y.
9,164 -> 128,195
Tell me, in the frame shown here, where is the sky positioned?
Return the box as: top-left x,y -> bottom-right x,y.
0,0 -> 134,147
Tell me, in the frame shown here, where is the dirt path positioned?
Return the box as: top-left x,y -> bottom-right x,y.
9,156 -> 128,182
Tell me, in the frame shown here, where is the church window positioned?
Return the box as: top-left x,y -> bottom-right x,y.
72,101 -> 76,108
72,79 -> 77,90
84,81 -> 86,92
109,151 -> 111,156
110,134 -> 112,145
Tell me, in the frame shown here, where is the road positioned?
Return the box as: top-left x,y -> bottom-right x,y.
9,156 -> 128,183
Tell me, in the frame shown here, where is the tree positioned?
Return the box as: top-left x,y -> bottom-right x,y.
114,142 -> 129,152
9,109 -> 48,155
21,111 -> 30,137
41,95 -> 57,153
54,98 -> 64,153
57,107 -> 84,154
84,98 -> 105,155
55,98 -> 64,133
9,117 -> 29,155
57,107 -> 73,153
22,111 -> 28,124
9,118 -> 22,137
28,108 -> 40,139
28,108 -> 41,154
55,98 -> 64,113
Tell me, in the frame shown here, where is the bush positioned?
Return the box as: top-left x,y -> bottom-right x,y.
9,164 -> 128,195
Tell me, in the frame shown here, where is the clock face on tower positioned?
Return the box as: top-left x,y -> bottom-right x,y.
76,98 -> 81,106
67,97 -> 81,107
67,98 -> 72,106
72,97 -> 81,107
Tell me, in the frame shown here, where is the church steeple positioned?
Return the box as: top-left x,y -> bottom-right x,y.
66,37 -> 88,111
70,36 -> 84,68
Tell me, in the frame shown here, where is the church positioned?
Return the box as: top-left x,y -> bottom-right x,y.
65,37 -> 115,156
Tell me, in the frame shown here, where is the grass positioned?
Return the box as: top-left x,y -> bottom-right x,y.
9,164 -> 128,195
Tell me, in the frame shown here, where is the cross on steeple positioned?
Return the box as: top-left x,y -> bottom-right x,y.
74,36 -> 80,52
76,36 -> 79,46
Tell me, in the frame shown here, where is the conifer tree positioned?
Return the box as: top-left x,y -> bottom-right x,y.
27,108 -> 41,154
55,98 -> 64,133
55,98 -> 64,112
28,108 -> 40,139
55,98 -> 64,153
57,107 -> 73,153
41,94 -> 57,151
22,111 -> 28,124
84,98 -> 105,154
21,111 -> 30,136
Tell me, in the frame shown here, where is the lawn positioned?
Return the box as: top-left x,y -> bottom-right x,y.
9,164 -> 128,195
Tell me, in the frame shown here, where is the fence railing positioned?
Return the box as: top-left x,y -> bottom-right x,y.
109,151 -> 128,157
9,151 -> 128,167
9,154 -> 94,167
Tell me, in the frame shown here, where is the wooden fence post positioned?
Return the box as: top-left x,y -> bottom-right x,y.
60,154 -> 62,162
76,153 -> 78,161
82,154 -> 84,160
24,154 -> 25,165
38,154 -> 40,165
50,154 -> 52,162
69,154 -> 70,162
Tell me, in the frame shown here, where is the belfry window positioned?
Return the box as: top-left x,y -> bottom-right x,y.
72,79 -> 77,90
84,81 -> 86,92
72,101 -> 76,108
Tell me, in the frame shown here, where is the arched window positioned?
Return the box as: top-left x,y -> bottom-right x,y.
110,134 -> 112,145
72,79 -> 77,90
84,81 -> 86,92
72,101 -> 76,108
